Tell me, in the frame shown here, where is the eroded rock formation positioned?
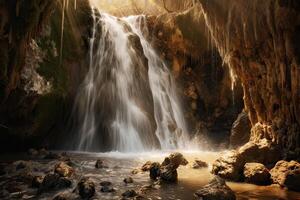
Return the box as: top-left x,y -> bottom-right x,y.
147,5 -> 243,147
198,0 -> 300,158
0,0 -> 92,151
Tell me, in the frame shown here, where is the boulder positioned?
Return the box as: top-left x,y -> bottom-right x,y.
77,177 -> 95,199
211,150 -> 243,181
161,152 -> 188,168
270,160 -> 300,192
194,176 -> 236,200
212,140 -> 281,181
243,163 -> 271,185
39,173 -> 72,193
193,160 -> 208,169
95,159 -> 108,169
159,152 -> 188,183
148,153 -> 188,183
160,167 -> 178,182
54,162 -> 74,177
230,111 -> 251,148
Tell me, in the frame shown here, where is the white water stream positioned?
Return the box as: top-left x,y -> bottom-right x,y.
73,8 -> 193,152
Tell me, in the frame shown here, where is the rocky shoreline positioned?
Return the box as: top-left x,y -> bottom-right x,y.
0,150 -> 299,200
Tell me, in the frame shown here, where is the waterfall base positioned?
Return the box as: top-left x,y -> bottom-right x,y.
0,151 -> 299,200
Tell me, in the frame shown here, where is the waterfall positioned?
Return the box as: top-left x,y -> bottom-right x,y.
73,8 -> 190,152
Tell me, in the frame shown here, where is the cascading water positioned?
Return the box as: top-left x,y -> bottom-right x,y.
72,7 -> 191,152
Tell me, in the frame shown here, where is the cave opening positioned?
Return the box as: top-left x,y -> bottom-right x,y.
0,0 -> 299,199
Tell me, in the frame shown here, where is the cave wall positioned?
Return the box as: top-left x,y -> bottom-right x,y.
199,0 -> 300,158
147,5 -> 244,147
0,0 -> 92,151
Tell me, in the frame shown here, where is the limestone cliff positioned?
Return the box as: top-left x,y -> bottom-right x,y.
199,0 -> 300,158
147,5 -> 243,147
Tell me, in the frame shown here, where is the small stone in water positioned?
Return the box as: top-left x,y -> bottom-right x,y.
100,181 -> 112,186
77,177 -> 95,199
123,177 -> 133,184
95,159 -> 108,168
141,161 -> 152,171
100,185 -> 115,193
122,189 -> 137,198
192,159 -> 208,169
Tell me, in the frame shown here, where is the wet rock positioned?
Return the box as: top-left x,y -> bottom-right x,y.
123,177 -> 134,184
193,160 -> 208,169
39,173 -> 72,193
100,185 -> 115,193
100,181 -> 112,186
78,177 -> 95,199
160,167 -> 178,182
141,161 -> 152,171
148,153 -> 188,183
211,150 -> 243,181
32,176 -> 43,188
161,152 -> 188,168
122,189 -> 137,198
54,162 -> 74,177
243,163 -> 271,185
212,140 -> 280,181
95,159 -> 108,169
230,111 -> 251,148
194,176 -> 236,200
149,162 -> 161,180
270,160 -> 300,192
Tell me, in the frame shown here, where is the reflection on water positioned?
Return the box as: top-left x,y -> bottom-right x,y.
69,151 -> 300,200
1,151 -> 300,200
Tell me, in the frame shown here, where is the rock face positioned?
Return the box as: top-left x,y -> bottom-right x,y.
198,0 -> 300,158
194,176 -> 236,200
147,5 -> 243,147
243,163 -> 271,185
270,160 -> 300,191
230,111 -> 251,148
0,0 -> 92,152
212,139 -> 281,181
